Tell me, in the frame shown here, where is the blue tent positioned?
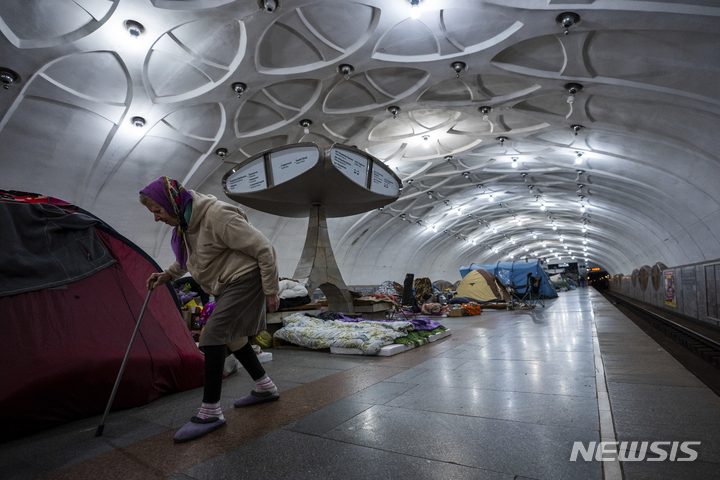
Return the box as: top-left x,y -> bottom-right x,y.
460,261 -> 558,299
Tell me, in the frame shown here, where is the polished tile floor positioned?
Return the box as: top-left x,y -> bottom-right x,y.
3,289 -> 719,480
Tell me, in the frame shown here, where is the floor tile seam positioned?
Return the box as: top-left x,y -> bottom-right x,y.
295,430 -> 540,478
380,404 -> 601,434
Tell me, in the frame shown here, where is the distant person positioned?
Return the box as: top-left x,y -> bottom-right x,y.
139,176 -> 280,443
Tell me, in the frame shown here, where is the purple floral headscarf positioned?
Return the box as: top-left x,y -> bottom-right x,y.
140,176 -> 193,268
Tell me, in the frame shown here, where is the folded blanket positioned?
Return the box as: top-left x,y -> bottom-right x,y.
274,313 -> 413,355
278,280 -> 308,299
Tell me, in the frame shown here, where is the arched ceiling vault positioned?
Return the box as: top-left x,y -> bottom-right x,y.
2,0 -> 720,283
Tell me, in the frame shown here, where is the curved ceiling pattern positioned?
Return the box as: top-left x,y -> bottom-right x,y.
1,0 -> 720,284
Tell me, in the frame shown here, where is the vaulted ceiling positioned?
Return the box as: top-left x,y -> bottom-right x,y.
2,0 -> 719,284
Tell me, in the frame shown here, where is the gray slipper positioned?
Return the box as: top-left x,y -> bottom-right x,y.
173,416 -> 226,443
234,390 -> 279,408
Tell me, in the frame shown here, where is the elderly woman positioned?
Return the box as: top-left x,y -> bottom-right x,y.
139,176 -> 280,443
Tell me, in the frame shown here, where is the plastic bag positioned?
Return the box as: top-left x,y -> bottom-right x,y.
251,330 -> 273,349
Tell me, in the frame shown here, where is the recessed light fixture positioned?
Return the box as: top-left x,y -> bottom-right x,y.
299,119 -> 312,134
131,116 -> 145,127
337,64 -> 354,81
125,20 -> 144,38
231,82 -> 247,98
511,157 -> 518,169
556,11 -> 581,35
0,68 -> 20,90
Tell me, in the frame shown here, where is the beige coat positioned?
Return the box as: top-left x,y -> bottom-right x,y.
165,191 -> 279,297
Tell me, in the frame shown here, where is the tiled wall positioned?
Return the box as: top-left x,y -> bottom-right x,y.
609,262 -> 720,328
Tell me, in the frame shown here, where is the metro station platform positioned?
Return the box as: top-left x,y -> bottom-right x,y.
4,289 -> 720,480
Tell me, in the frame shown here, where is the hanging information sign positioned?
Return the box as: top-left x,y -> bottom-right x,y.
370,164 -> 400,196
330,148 -> 368,187
226,157 -> 267,193
270,146 -> 319,186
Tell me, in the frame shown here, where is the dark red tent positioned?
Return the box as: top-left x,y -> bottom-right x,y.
0,193 -> 204,441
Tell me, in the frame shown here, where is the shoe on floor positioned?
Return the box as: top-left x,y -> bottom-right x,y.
234,390 -> 280,408
173,416 -> 226,443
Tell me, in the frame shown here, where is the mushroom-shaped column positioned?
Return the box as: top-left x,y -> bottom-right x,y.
222,143 -> 401,313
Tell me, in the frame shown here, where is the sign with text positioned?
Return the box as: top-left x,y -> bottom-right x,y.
226,157 -> 267,193
664,269 -> 676,307
370,165 -> 399,196
270,146 -> 319,186
330,148 -> 368,187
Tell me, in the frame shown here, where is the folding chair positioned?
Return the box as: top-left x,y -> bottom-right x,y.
509,273 -> 545,309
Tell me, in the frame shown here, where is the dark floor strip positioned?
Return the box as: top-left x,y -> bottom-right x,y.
37,326 -> 485,480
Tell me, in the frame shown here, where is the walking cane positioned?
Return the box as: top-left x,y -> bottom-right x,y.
95,285 -> 154,437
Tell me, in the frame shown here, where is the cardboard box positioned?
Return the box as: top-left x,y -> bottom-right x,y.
448,308 -> 465,317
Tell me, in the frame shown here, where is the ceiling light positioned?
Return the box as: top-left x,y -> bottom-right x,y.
215,148 -> 228,158
524,247 -> 529,251
575,151 -> 583,165
409,0 -> 420,18
488,193 -> 493,201
540,204 -> 546,211
450,61 -> 467,78
560,237 -> 564,242
492,227 -> 498,233
532,234 -> 537,239
580,205 -> 586,213
457,208 -> 462,215
299,119 -> 312,134
496,136 -> 508,147
511,157 -> 518,169
131,116 -> 145,127
431,225 -> 437,231
542,243 -> 547,247
0,68 -> 20,90
552,225 -> 557,230
479,106 -> 492,120
582,227 -> 587,232
231,82 -> 247,99
556,11 -> 581,35
583,240 -> 587,244
387,105 -> 401,119
571,125 -> 584,136
337,64 -> 354,81
125,20 -> 144,38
